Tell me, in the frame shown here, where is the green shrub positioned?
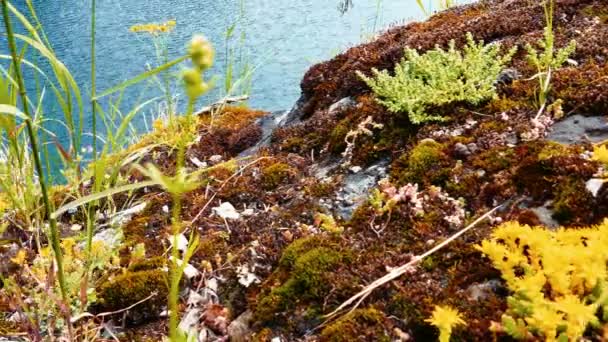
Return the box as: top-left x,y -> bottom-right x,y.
358,33 -> 516,124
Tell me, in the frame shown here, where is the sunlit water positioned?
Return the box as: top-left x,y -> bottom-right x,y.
3,0 -> 433,172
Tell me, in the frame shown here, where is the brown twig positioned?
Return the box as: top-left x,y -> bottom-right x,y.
70,291 -> 158,324
189,157 -> 269,226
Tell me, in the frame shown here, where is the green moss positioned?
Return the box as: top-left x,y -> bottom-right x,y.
127,257 -> 166,273
471,146 -> 516,173
256,237 -> 349,322
320,308 -> 390,342
305,180 -> 337,198
552,179 -> 595,225
387,295 -> 436,340
328,118 -> 352,154
278,235 -> 331,268
279,137 -> 305,152
261,162 -> 294,190
581,4 -> 608,23
0,317 -> 20,337
196,232 -> 229,260
485,96 -> 529,113
537,141 -> 572,161
96,269 -> 168,321
421,256 -> 436,271
392,139 -> 449,185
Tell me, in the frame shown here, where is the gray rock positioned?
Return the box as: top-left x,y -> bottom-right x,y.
548,114 -> 608,145
453,142 -> 471,158
529,202 -> 560,229
92,228 -> 123,248
497,68 -> 521,85
335,159 -> 390,220
228,310 -> 253,342
466,143 -> 479,154
282,94 -> 310,126
466,279 -> 503,301
240,110 -> 290,157
328,97 -> 356,114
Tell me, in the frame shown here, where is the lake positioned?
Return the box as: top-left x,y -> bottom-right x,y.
5,0 -> 429,159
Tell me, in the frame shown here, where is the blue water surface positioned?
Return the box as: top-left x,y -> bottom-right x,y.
4,0 -> 429,166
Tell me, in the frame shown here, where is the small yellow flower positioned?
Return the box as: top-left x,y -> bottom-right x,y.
425,305 -> 466,342
129,20 -> 176,36
592,144 -> 608,166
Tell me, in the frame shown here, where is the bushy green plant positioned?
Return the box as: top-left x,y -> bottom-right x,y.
358,33 -> 516,124
477,220 -> 608,341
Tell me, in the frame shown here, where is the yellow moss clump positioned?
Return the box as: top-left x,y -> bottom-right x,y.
477,220 -> 608,341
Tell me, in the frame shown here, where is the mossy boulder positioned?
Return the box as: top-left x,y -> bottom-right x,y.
95,268 -> 168,324
255,236 -> 350,323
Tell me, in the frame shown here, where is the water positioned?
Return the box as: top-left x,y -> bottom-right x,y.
4,0 -> 428,162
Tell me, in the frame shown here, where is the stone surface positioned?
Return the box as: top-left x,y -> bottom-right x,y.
548,115 -> 608,145
335,158 -> 390,220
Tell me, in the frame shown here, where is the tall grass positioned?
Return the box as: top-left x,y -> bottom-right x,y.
1,0 -> 69,306
0,0 -> 240,339
415,0 -> 457,16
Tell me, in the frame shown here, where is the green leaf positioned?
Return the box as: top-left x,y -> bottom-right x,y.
94,55 -> 189,100
51,180 -> 157,219
0,104 -> 29,121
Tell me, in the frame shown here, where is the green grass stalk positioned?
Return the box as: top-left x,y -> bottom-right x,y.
1,0 -> 69,318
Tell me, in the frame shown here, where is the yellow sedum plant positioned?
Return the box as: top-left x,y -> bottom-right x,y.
425,305 -> 466,342
477,220 -> 608,341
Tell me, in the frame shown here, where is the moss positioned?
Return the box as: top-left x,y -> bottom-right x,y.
392,139 -> 449,186
320,308 -> 390,342
304,179 -> 337,198
386,294 -> 435,339
0,317 -> 21,338
278,235 -> 332,268
260,162 -> 294,190
195,232 -> 229,260
552,178 -> 595,225
328,117 -> 352,154
471,146 -> 516,173
279,137 -> 305,153
421,256 -> 436,271
581,4 -> 608,24
96,269 -> 168,324
256,236 -> 349,322
484,96 -> 529,113
127,257 -> 166,273
537,141 -> 572,161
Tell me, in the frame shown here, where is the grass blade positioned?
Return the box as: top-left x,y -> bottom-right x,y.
94,55 -> 188,100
